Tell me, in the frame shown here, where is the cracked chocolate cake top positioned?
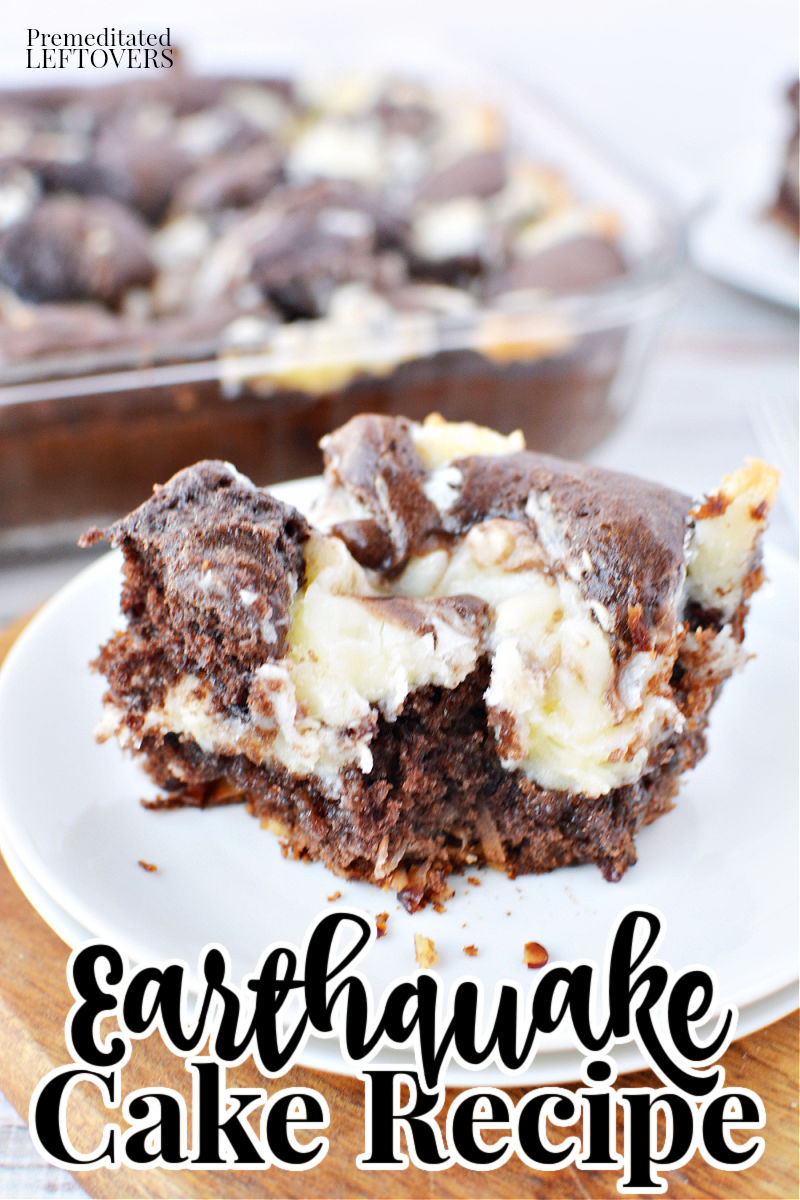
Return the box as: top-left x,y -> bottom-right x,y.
81,460 -> 309,669
0,68 -> 626,367
449,451 -> 692,642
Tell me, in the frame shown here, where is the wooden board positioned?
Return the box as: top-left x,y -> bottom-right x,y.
0,615 -> 797,1199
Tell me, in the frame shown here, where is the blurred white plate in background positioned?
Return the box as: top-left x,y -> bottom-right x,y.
692,139 -> 798,310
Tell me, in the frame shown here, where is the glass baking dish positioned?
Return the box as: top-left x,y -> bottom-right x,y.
0,57 -> 685,549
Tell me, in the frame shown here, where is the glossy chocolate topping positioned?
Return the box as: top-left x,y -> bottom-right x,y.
320,415 -> 692,640
322,414 -> 442,569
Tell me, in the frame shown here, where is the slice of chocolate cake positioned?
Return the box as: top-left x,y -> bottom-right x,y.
82,415 -> 778,910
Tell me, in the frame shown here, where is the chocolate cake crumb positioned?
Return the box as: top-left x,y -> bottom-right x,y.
523,941 -> 549,968
414,934 -> 438,968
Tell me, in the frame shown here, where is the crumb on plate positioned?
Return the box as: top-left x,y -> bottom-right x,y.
523,941 -> 549,968
414,933 -> 438,968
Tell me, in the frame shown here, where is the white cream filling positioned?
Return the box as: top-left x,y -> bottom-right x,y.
0,115 -> 29,156
286,118 -> 384,185
151,214 -> 212,272
0,168 -> 38,229
422,465 -> 463,512
296,73 -> 383,119
175,109 -> 239,157
223,84 -> 292,134
473,310 -> 574,363
411,412 -> 524,468
685,460 -> 779,620
429,96 -> 504,158
287,536 -> 481,729
309,483 -> 374,532
144,676 -> 244,756
410,196 -> 490,262
137,672 -> 373,787
132,102 -> 173,140
524,489 -> 571,570
219,285 -> 440,397
489,159 -> 572,228
316,206 -> 374,240
395,521 -> 681,795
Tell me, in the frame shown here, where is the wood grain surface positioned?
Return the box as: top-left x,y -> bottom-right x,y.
0,616 -> 797,1199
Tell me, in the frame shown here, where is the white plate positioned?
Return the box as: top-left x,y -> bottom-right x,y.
2,829 -> 797,1086
691,140 -> 798,309
0,479 -> 797,1083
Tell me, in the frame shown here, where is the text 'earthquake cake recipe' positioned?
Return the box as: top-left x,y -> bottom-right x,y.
82,415 -> 778,911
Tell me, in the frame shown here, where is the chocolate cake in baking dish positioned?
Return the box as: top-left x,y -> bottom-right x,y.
0,68 -> 624,365
82,415 -> 777,910
1,67 -> 680,537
